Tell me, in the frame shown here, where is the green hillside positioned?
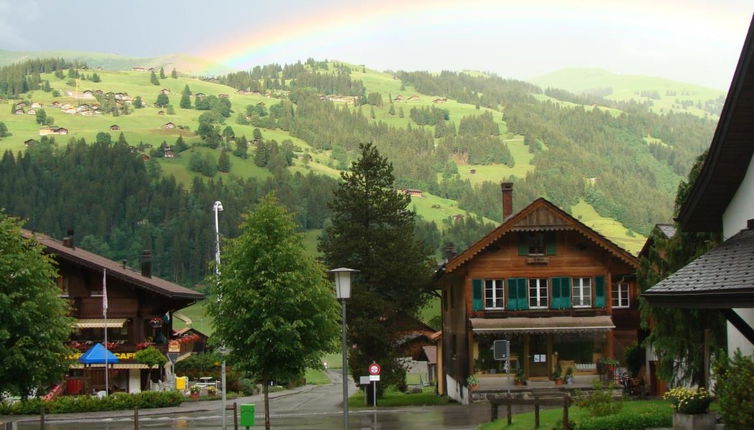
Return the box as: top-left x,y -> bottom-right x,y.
2,58 -> 720,260
532,67 -> 725,118
0,49 -> 236,76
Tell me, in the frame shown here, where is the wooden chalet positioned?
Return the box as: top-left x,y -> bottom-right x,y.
23,230 -> 203,394
436,183 -> 639,403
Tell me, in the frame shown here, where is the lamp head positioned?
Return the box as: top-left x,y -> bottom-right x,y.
213,201 -> 224,212
328,267 -> 359,299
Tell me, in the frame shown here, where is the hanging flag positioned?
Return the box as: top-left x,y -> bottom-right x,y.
102,268 -> 108,318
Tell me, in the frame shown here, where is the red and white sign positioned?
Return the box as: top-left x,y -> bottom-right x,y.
368,363 -> 381,375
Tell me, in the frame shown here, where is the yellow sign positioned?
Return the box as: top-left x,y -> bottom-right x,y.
66,352 -> 136,361
168,340 -> 181,353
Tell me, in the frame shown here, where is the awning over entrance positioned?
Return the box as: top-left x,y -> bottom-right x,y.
470,316 -> 615,334
75,318 -> 128,329
70,363 -> 151,369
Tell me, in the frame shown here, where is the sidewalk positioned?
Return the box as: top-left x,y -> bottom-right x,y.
2,383 -> 320,424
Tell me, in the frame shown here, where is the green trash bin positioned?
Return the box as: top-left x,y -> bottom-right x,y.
240,403 -> 255,427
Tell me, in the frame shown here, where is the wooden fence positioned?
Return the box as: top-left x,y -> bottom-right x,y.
487,393 -> 572,429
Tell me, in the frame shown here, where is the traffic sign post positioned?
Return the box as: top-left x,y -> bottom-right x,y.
368,362 -> 380,407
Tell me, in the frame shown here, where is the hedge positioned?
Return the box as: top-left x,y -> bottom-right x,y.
0,391 -> 184,415
577,410 -> 672,430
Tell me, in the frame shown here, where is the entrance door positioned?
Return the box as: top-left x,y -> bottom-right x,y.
530,335 -> 549,377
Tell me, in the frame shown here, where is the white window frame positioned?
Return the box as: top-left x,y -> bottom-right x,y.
484,279 -> 505,310
528,278 -> 548,309
572,277 -> 592,308
612,282 -> 630,308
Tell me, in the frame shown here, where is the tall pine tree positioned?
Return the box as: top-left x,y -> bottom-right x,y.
319,143 -> 434,392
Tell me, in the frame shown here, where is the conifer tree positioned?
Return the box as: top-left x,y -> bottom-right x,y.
319,143 -> 433,391
150,71 -> 160,86
218,149 -> 231,172
159,67 -> 166,79
171,68 -> 177,78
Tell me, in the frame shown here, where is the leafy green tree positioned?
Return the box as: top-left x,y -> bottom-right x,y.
208,195 -> 339,430
166,105 -> 175,115
638,152 -> 724,386
319,143 -> 434,392
133,96 -> 144,108
155,93 -> 169,108
135,346 -> 168,382
159,67 -> 166,79
0,122 -> 9,138
171,68 -> 177,79
233,136 -> 249,159
91,72 -> 101,83
35,108 -> 47,125
150,71 -> 160,86
217,149 -> 231,173
222,125 -> 235,142
180,92 -> 191,109
0,212 -> 73,398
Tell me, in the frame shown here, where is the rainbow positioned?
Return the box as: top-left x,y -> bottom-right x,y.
199,0 -> 744,74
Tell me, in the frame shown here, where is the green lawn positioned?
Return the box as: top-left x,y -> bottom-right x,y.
479,399 -> 673,430
304,368 -> 331,385
348,386 -> 447,408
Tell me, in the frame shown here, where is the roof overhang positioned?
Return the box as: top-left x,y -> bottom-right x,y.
643,290 -> 754,309
75,318 -> 128,329
677,15 -> 754,231
470,316 -> 615,335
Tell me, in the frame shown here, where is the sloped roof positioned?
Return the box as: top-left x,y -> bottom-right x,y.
677,15 -> 754,231
470,315 -> 615,334
443,198 -> 639,273
639,223 -> 678,257
643,228 -> 754,308
23,230 -> 203,301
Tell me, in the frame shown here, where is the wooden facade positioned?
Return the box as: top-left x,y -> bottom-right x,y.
437,196 -> 639,402
25,231 -> 203,394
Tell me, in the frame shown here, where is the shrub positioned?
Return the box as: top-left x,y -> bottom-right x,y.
575,382 -> 623,417
663,386 -> 710,414
0,391 -> 183,415
577,410 -> 672,430
714,350 -> 754,430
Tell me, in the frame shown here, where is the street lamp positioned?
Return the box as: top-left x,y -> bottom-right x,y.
212,200 -> 227,430
329,267 -> 359,430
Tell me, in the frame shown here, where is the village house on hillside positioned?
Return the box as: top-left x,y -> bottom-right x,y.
22,230 -> 203,394
436,183 -> 640,403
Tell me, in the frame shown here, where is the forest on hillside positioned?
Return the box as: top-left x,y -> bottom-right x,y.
0,58 -> 719,287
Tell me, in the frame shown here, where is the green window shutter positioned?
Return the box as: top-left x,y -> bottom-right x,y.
595,276 -> 606,308
545,231 -> 557,256
518,232 -> 528,256
552,278 -> 561,309
517,279 -> 529,310
507,279 -> 518,310
472,279 -> 483,311
560,277 -> 571,308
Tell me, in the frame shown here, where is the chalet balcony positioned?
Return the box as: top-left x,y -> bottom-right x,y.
475,308 -> 609,319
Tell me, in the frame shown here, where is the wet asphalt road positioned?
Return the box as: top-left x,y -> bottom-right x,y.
12,371 -> 495,429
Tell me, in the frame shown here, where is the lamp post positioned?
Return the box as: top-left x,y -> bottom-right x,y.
212,201 -> 227,430
329,268 -> 359,430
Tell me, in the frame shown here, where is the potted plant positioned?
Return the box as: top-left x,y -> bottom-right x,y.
598,358 -> 619,381
565,367 -> 575,384
553,362 -> 565,385
514,367 -> 526,385
466,375 -> 480,391
189,385 -> 200,399
664,387 -> 713,430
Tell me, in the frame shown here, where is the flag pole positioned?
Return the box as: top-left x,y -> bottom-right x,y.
103,268 -> 108,397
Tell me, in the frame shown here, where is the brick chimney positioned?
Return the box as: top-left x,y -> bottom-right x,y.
62,229 -> 75,248
501,182 -> 513,222
140,250 -> 152,278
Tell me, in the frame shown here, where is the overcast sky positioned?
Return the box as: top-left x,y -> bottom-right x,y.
1,0 -> 752,89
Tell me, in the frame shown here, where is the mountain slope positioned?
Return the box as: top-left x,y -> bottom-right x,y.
0,49 -> 237,76
532,67 -> 725,118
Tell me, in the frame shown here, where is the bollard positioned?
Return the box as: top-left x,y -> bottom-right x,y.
534,397 -> 540,429
239,404 -> 255,429
562,394 -> 570,430
507,393 -> 512,425
134,406 -> 139,430
231,402 -> 239,430
39,405 -> 45,430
